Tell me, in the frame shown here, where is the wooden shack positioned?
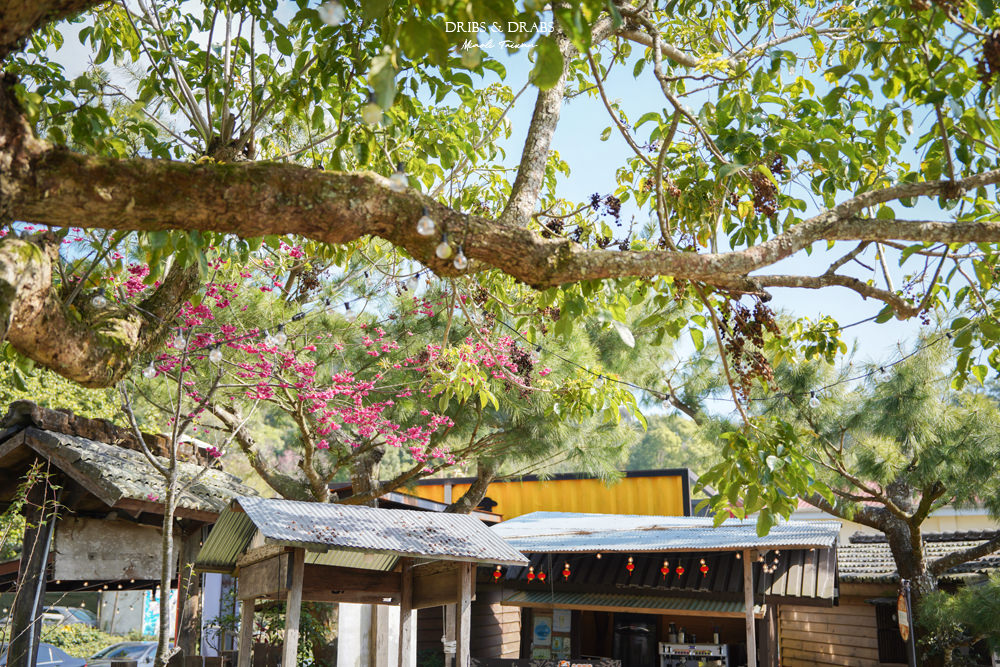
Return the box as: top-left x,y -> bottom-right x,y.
194,496 -> 529,667
0,401 -> 256,666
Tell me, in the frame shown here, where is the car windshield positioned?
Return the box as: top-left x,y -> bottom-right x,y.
92,644 -> 150,659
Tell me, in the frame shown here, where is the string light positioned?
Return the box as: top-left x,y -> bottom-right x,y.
626,556 -> 635,576
527,566 -> 535,582
435,234 -> 453,260
453,247 -> 468,271
493,565 -> 502,582
594,374 -> 604,388
808,391 -> 820,408
388,163 -> 408,192
263,330 -> 276,347
208,346 -> 223,364
417,209 -> 436,236
318,0 -> 345,26
91,288 -> 108,308
361,93 -> 382,126
273,325 -> 288,347
406,274 -> 420,292
172,333 -> 186,349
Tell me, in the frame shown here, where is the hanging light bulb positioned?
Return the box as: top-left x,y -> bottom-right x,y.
435,234 -> 453,260
660,560 -> 670,579
809,391 -> 820,408
595,374 -> 605,388
263,330 -> 276,347
273,326 -> 288,347
142,363 -> 156,379
208,346 -> 223,364
562,562 -> 571,580
91,289 -> 108,308
318,0 -> 345,25
453,247 -> 468,270
417,209 -> 436,236
661,398 -> 671,410
527,566 -> 535,582
626,556 -> 635,576
529,345 -> 541,364
595,553 -> 602,559
388,162 -> 408,192
406,274 -> 420,292
361,92 -> 382,126
172,333 -> 186,349
493,566 -> 502,582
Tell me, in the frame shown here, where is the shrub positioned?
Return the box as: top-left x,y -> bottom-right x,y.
41,624 -> 133,658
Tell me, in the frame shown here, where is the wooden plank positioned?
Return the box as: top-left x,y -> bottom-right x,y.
301,564 -> 400,602
781,646 -> 878,666
786,550 -> 803,597
781,629 -> 879,649
782,638 -> 879,658
782,605 -> 878,620
743,549 -> 757,667
456,562 -> 472,667
780,620 -> 878,637
237,553 -> 288,600
398,559 -> 413,667
281,549 -> 305,667
236,544 -> 285,569
501,598 -> 759,619
237,599 -> 254,667
412,562 -> 462,610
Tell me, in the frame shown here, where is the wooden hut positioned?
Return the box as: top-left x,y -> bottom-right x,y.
194,496 -> 528,667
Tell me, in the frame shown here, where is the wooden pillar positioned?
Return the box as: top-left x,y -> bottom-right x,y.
237,598 -> 254,667
743,549 -> 757,667
282,549 -> 306,667
175,528 -> 204,657
398,559 -> 413,667
455,563 -> 472,667
9,473 -> 59,667
443,605 -> 456,667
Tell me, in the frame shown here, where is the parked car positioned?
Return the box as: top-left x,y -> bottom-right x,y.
86,642 -> 159,667
0,642 -> 87,666
43,607 -> 99,628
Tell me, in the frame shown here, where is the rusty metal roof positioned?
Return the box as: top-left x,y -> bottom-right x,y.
196,496 -> 528,573
492,512 -> 840,552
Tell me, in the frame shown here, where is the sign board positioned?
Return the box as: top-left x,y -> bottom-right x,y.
533,616 -> 553,646
897,592 -> 910,641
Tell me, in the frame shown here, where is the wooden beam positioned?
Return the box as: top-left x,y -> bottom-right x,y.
236,544 -> 286,569
499,599 -> 761,619
744,549 -> 757,667
8,472 -> 59,667
237,598 -> 254,667
398,559 -> 413,667
456,562 -> 472,667
238,553 -> 289,600
412,562 -> 463,610
282,548 -> 305,667
301,564 -> 400,601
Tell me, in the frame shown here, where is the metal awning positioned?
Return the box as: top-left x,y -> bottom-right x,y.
491,512 -> 840,553
196,496 -> 528,573
501,589 -> 765,619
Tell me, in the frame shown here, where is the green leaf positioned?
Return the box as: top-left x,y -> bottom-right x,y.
977,0 -> 995,17
690,328 -> 704,351
275,34 -> 293,56
599,126 -> 612,141
529,36 -> 564,91
369,53 -> 396,108
718,162 -> 746,179
362,0 -> 391,22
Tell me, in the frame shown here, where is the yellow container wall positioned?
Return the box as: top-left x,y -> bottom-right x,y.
411,474 -> 687,519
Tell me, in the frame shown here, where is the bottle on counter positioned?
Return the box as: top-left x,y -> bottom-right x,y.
668,622 -> 677,643
678,627 -> 685,643
712,627 -> 719,644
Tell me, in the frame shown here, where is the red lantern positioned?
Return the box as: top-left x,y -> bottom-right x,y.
699,558 -> 709,577
626,556 -> 635,576
660,560 -> 670,579
562,562 -> 571,580
538,570 -> 547,582
676,564 -> 685,576
494,566 -> 502,582
527,566 -> 535,582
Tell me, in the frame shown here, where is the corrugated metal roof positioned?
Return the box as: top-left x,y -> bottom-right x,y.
14,427 -> 255,516
494,547 -> 835,601
196,496 -> 528,573
501,589 -> 764,617
839,532 -> 1000,583
492,512 -> 839,552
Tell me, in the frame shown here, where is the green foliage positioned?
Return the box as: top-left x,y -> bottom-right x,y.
625,415 -> 718,475
0,358 -> 119,422
919,574 -> 1000,663
40,624 -> 138,659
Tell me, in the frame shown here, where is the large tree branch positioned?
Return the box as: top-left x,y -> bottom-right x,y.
12,149 -> 1000,292
0,233 -> 199,387
929,533 -> 1000,576
0,0 -> 104,59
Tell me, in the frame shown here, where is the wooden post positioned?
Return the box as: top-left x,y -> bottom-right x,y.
743,549 -> 757,667
175,528 -> 204,658
455,563 -> 472,667
282,549 -> 306,667
237,599 -> 254,667
9,474 -> 59,667
398,559 -> 413,667
443,605 -> 456,667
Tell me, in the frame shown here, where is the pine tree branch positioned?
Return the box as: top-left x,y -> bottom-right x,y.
929,533 -> 1000,576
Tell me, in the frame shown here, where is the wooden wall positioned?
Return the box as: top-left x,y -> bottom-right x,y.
778,596 -> 904,667
416,590 -> 521,660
